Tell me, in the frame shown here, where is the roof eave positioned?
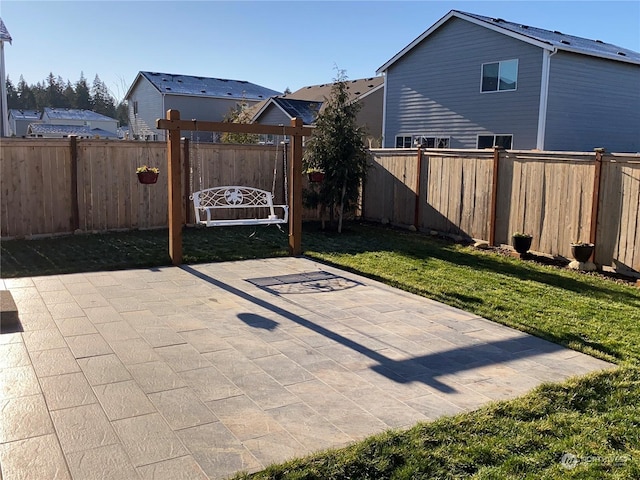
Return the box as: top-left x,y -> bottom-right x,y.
376,10 -> 555,74
554,45 -> 640,65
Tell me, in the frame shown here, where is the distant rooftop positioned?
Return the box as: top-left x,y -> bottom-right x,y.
9,109 -> 40,120
44,108 -> 117,122
138,71 -> 282,100
0,18 -> 11,43
28,124 -> 119,138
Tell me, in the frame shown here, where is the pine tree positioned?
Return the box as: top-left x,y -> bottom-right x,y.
303,69 -> 370,233
75,73 -> 92,110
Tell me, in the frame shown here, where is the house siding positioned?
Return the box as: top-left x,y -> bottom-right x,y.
545,51 -> 640,152
357,89 -> 384,147
256,103 -> 291,126
128,77 -> 164,140
383,17 -> 543,149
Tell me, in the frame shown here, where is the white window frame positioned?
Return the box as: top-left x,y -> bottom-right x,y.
477,134 -> 513,149
414,135 -> 450,149
395,135 -> 413,148
480,59 -> 518,93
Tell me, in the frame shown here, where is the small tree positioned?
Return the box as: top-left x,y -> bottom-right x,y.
303,70 -> 370,233
221,101 -> 259,144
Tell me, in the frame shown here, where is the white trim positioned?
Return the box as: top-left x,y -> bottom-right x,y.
536,49 -> 555,150
381,75 -> 387,147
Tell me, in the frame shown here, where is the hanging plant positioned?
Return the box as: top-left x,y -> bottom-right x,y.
136,165 -> 159,184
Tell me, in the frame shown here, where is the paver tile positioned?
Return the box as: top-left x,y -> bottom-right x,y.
66,333 -> 113,358
93,380 -> 156,420
51,403 -> 119,454
137,455 -> 208,480
154,343 -> 211,372
66,444 -> 140,480
112,413 -> 188,467
30,347 -> 81,377
149,387 -> 216,431
180,366 -> 243,402
0,394 -> 54,443
39,372 -> 97,410
78,354 -> 132,385
0,365 -> 41,400
0,433 -> 71,480
127,361 -> 188,394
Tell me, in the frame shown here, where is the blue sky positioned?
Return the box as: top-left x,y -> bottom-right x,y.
2,1 -> 639,102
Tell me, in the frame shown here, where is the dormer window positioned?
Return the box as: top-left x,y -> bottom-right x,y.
481,59 -> 518,92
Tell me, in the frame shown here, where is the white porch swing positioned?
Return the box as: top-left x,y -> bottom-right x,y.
189,123 -> 289,227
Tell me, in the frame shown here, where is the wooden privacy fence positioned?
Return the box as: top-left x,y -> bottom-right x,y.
0,137 -> 296,239
362,148 -> 640,273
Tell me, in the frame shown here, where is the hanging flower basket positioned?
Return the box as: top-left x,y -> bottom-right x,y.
136,166 -> 159,184
307,171 -> 325,183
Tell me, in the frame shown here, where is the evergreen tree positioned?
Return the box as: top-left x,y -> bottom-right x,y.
91,75 -> 116,117
62,80 -> 75,108
75,73 -> 92,110
5,77 -> 19,109
16,76 -> 36,110
45,73 -> 64,107
303,69 -> 370,233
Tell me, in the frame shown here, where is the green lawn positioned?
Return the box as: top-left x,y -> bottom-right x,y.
2,222 -> 639,478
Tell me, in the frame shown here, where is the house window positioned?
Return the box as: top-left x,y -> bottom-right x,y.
478,134 -> 513,149
133,101 -> 138,115
415,135 -> 450,148
481,59 -> 518,92
395,135 -> 413,148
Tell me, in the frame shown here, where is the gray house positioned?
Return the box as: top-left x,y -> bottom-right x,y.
13,108 -> 119,139
377,10 -> 640,152
8,109 -> 39,137
250,77 -> 384,147
124,71 -> 281,142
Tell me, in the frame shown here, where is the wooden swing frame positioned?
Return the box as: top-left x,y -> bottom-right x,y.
156,109 -> 313,265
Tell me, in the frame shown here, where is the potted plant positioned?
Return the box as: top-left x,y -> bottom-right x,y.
570,241 -> 594,263
512,232 -> 533,255
136,165 -> 159,184
306,168 -> 325,183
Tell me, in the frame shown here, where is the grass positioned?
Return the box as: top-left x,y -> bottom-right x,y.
2,221 -> 640,478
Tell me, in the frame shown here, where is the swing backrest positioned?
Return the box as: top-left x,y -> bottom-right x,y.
191,186 -> 288,227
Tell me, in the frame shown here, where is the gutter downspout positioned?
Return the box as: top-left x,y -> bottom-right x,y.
536,48 -> 557,150
380,73 -> 387,147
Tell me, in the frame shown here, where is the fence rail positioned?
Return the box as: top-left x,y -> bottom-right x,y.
1,138 -> 638,273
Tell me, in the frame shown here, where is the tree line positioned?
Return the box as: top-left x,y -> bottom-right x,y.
5,73 -> 128,126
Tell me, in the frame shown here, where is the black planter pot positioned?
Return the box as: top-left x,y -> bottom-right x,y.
137,172 -> 159,184
571,243 -> 594,263
512,235 -> 532,255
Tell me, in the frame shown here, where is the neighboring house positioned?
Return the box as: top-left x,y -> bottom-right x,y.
8,109 -> 40,137
377,10 -> 640,152
250,77 -> 384,147
124,71 -> 281,142
41,107 -> 118,134
0,17 -> 12,137
27,124 -> 118,139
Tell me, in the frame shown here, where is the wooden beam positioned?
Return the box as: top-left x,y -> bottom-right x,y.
488,146 -> 502,246
69,135 -> 80,231
589,148 -> 605,262
414,147 -> 422,228
156,118 -> 314,137
167,110 -> 183,264
289,118 -> 303,256
183,137 -> 191,225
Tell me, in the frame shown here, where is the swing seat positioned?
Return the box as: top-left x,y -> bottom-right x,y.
191,186 -> 288,227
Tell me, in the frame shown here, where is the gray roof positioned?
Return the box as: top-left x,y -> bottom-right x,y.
44,108 -> 117,122
284,77 -> 384,103
378,9 -> 640,72
271,98 -> 322,125
0,18 -> 11,43
9,109 -> 40,120
139,71 -> 282,100
28,124 -> 118,138
461,11 -> 640,63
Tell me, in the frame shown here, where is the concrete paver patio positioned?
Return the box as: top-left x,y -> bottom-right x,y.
1,257 -> 614,479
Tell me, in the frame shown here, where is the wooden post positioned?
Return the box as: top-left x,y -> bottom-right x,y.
589,148 -> 605,262
69,135 -> 80,231
183,137 -> 191,225
414,147 -> 422,229
289,117 -> 303,256
488,146 -> 502,246
167,110 -> 183,264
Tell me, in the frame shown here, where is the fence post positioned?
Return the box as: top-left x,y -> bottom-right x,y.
414,147 -> 422,229
289,117 -> 303,256
183,137 -> 191,225
69,135 -> 80,231
167,110 -> 183,265
589,148 -> 605,263
488,146 -> 502,246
